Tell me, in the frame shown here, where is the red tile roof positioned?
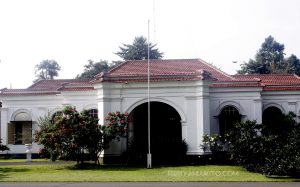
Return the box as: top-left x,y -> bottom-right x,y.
233,74 -> 300,85
92,59 -> 234,83
28,79 -> 93,90
2,59 -> 300,96
232,74 -> 300,91
0,79 -> 95,96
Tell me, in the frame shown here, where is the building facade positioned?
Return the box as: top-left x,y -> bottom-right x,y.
1,59 -> 300,158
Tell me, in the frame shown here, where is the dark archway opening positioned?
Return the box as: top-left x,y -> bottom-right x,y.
128,102 -> 185,165
262,106 -> 284,133
218,106 -> 241,137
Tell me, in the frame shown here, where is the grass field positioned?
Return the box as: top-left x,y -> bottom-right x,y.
0,158 -> 49,163
0,162 -> 299,182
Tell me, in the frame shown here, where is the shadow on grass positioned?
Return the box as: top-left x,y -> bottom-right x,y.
0,167 -> 30,180
66,163 -> 147,171
266,175 -> 300,181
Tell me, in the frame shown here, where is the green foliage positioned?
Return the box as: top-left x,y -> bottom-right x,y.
76,60 -> 110,79
0,139 -> 9,152
115,36 -> 163,60
103,111 -> 129,141
202,134 -> 229,153
283,54 -> 300,75
203,112 -> 300,176
238,36 -> 300,75
228,120 -> 266,172
34,59 -> 61,82
35,106 -> 128,164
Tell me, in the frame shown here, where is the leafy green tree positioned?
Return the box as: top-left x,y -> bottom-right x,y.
238,36 -> 300,75
115,36 -> 163,60
34,60 -> 61,82
76,60 -> 110,79
282,54 -> 300,75
35,106 -> 128,164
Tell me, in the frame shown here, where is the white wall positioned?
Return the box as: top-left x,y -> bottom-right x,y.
95,80 -> 212,156
209,87 -> 263,135
0,90 -> 97,154
2,83 -> 300,156
261,91 -> 300,122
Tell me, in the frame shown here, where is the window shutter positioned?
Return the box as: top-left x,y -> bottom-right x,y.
7,123 -> 15,144
22,122 -> 32,144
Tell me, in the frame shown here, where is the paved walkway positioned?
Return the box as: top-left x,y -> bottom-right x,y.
0,182 -> 299,187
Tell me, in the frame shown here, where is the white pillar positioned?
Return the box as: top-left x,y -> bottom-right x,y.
25,144 -> 32,162
253,99 -> 262,124
1,108 -> 8,145
185,94 -> 210,155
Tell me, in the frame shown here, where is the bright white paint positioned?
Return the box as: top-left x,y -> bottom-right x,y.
1,79 -> 300,155
0,90 -> 97,154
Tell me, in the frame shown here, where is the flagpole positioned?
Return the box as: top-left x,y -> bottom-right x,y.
147,19 -> 152,169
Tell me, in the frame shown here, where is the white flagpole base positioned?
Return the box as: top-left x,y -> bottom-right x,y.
147,153 -> 152,169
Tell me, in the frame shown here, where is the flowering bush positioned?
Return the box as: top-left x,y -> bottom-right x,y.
35,106 -> 128,164
104,111 -> 129,141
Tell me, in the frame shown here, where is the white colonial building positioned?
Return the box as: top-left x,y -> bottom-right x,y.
1,59 -> 300,160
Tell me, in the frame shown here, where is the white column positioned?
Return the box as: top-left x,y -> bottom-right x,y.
97,98 -> 111,126
181,120 -> 188,141
185,95 -> 210,155
0,108 -> 8,145
253,99 -> 262,124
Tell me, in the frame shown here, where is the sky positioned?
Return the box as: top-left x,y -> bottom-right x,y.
0,0 -> 300,89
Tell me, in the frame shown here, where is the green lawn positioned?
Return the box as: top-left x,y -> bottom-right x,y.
0,158 -> 50,163
0,163 -> 299,182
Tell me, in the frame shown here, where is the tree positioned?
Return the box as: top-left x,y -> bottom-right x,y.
35,106 -> 128,164
76,60 -> 110,79
283,54 -> 300,75
238,36 -> 300,75
34,60 -> 61,82
115,36 -> 163,60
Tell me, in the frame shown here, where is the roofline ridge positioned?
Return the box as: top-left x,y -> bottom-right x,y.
196,58 -> 235,80
105,61 -> 127,74
293,74 -> 300,80
27,80 -> 44,89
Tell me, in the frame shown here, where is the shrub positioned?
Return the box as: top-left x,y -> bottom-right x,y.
202,112 -> 300,176
35,106 -> 128,164
0,139 -> 9,152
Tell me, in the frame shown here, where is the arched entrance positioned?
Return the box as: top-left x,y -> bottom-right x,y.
218,106 -> 241,136
262,106 -> 283,133
128,101 -> 184,165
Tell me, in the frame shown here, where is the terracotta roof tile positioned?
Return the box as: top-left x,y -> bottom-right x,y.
228,74 -> 300,91
28,79 -> 93,90
2,60 -> 300,95
93,59 -> 234,83
0,79 -> 95,96
233,74 -> 300,85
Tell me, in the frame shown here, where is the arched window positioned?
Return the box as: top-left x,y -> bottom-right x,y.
262,106 -> 283,127
8,112 -> 32,145
88,109 -> 98,118
218,106 -> 241,136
